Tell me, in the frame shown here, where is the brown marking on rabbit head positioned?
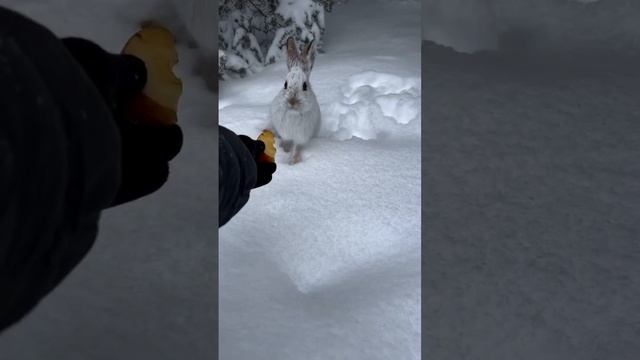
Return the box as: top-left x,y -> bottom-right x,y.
286,37 -> 316,74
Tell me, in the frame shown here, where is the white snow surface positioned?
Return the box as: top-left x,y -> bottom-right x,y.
0,1 -> 217,359
219,0 -> 421,359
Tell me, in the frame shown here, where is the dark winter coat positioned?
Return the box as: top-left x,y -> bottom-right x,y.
218,126 -> 257,227
0,6 -> 121,331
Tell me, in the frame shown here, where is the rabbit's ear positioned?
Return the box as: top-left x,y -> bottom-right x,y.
286,37 -> 299,70
303,40 -> 316,71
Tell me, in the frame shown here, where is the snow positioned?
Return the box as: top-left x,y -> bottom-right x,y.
219,0 -> 421,359
422,40 -> 640,359
323,71 -> 421,140
0,1 -> 217,359
276,0 -> 322,30
170,0 -> 216,53
423,0 -> 640,55
265,0 -> 325,65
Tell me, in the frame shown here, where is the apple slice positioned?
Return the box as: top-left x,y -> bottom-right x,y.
257,130 -> 277,163
122,24 -> 182,125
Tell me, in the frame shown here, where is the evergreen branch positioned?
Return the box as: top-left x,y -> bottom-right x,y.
246,0 -> 269,20
246,0 -> 284,28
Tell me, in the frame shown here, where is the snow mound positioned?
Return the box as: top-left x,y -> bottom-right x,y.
170,0 -> 216,53
423,0 -> 640,55
321,71 -> 421,141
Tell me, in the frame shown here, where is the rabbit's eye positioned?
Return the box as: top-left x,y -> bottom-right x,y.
284,81 -> 288,89
303,82 -> 308,91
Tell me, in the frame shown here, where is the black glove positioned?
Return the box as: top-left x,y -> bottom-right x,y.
62,37 -> 182,206
238,135 -> 277,188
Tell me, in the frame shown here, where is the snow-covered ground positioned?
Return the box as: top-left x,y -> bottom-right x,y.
0,1 -> 217,359
219,0 -> 421,359
423,40 -> 640,359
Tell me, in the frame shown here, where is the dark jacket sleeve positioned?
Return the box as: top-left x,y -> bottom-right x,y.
0,7 -> 121,332
219,126 -> 257,227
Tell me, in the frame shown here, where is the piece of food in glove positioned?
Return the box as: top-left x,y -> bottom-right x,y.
257,130 -> 277,163
122,24 -> 182,125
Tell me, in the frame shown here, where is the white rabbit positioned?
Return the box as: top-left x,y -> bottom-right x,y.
268,37 -> 321,165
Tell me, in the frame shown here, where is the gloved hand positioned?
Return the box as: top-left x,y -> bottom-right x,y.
238,135 -> 277,188
62,37 -> 182,206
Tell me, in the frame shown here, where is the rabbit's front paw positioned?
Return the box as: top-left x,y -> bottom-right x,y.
281,140 -> 294,153
290,146 -> 303,165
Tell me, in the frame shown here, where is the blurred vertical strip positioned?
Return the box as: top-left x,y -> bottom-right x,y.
422,0 -> 640,359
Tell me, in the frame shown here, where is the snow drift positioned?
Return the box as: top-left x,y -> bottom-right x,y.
423,0 -> 640,56
322,70 -> 421,140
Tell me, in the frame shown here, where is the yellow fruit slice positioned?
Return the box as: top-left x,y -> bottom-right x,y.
122,24 -> 182,125
257,130 -> 277,163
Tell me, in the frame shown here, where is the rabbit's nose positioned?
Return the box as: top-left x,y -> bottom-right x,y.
288,97 -> 300,107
